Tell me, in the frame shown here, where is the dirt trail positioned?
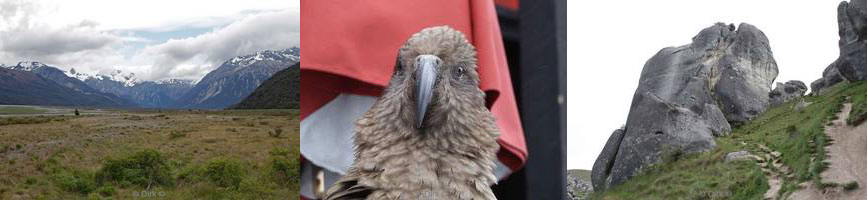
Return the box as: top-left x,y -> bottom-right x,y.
790,102 -> 867,199
751,143 -> 790,200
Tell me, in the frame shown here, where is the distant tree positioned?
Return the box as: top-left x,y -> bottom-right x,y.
74,108 -> 80,116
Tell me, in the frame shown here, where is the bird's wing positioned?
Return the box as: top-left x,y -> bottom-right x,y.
323,176 -> 373,200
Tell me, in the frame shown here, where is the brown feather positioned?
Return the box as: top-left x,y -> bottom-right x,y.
324,26 -> 500,200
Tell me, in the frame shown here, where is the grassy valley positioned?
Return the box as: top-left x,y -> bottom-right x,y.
0,108 -> 300,199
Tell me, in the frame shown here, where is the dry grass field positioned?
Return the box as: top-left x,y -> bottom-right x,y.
0,108 -> 299,199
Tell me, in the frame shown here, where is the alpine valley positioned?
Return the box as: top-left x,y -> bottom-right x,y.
0,47 -> 299,109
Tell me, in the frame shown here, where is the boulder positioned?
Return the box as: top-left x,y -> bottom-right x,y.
590,128 -> 624,191
592,23 -> 777,192
836,1 -> 867,81
769,80 -> 808,106
810,61 -> 846,95
713,23 -> 780,123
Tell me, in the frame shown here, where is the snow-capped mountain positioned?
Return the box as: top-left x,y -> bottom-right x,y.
64,68 -> 95,82
82,74 -> 193,108
177,47 -> 300,109
0,62 -> 136,107
229,47 -> 300,68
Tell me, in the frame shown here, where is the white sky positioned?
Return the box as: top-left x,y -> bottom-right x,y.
0,0 -> 299,81
566,0 -> 841,170
27,0 -> 295,31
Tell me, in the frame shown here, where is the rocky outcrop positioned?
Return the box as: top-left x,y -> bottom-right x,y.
812,0 -> 867,92
566,171 -> 593,200
810,62 -> 846,95
591,23 -> 778,192
835,0 -> 867,81
770,80 -> 807,106
591,128 -> 625,191
713,24 -> 780,123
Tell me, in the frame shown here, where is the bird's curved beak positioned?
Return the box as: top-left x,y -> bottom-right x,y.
415,55 -> 440,129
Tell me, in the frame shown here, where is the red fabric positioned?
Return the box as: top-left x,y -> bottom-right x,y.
300,0 -> 527,171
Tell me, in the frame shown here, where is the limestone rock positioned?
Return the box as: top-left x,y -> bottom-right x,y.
810,62 -> 846,95
836,1 -> 867,81
769,80 -> 807,106
713,23 -> 779,123
724,151 -> 757,162
591,23 -> 777,192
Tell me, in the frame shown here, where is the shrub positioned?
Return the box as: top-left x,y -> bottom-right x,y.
204,158 -> 246,188
96,185 -> 116,196
96,149 -> 174,187
51,169 -> 96,194
844,181 -> 859,190
268,148 -> 298,185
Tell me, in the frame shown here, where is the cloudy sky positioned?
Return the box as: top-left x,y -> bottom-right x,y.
0,0 -> 299,81
567,0 -> 841,170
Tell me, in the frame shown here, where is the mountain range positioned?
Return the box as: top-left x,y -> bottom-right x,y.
177,48 -> 299,109
0,47 -> 299,109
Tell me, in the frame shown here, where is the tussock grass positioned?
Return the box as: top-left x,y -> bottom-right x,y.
0,109 -> 299,199
0,116 -> 65,126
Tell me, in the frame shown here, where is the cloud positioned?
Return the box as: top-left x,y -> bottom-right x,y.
0,0 -> 128,69
136,9 -> 300,80
0,0 -> 299,81
1,23 -> 123,57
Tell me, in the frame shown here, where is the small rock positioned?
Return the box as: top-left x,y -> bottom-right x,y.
725,151 -> 757,162
794,99 -> 811,111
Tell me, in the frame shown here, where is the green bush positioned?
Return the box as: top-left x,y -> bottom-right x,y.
844,181 -> 859,190
51,169 -> 97,194
268,148 -> 298,185
204,158 -> 247,188
96,185 -> 116,196
96,149 -> 174,187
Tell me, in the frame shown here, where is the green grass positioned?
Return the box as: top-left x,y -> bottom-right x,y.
847,82 -> 867,125
590,138 -> 768,200
593,82 -> 867,199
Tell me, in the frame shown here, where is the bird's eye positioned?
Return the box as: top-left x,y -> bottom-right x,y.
456,67 -> 465,78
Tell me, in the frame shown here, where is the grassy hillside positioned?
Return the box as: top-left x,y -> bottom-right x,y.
232,63 -> 300,109
0,109 -> 300,199
592,81 -> 867,199
569,169 -> 592,182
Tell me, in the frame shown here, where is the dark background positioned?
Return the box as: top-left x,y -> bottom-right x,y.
491,0 -> 567,199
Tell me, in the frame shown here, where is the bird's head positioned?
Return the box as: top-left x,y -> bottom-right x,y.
386,26 -> 485,130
